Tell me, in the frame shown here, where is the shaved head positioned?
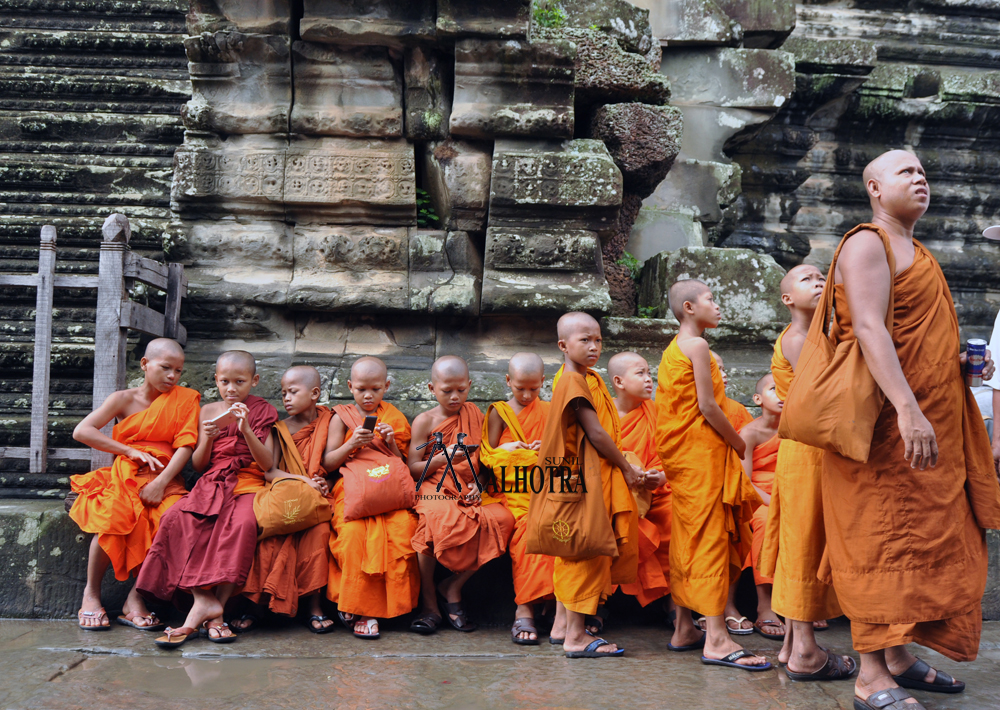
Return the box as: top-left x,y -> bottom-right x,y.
509,352 -> 544,379
756,373 -> 774,395
780,264 -> 824,296
710,350 -> 723,368
431,355 -> 469,382
217,350 -> 256,375
863,149 -> 917,185
144,337 -> 184,361
283,365 -> 321,389
351,356 -> 387,381
557,312 -> 600,341
608,351 -> 646,380
668,279 -> 710,320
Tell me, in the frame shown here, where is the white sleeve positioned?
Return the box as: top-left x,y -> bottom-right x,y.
986,308 -> 1000,390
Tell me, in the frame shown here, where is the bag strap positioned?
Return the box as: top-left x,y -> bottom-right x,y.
816,222 -> 897,339
274,421 -> 309,478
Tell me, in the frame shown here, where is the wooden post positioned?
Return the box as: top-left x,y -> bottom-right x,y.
163,262 -> 186,344
29,225 -> 57,475
91,214 -> 130,470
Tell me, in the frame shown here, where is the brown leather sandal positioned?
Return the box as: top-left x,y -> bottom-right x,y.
77,608 -> 110,631
155,626 -> 198,649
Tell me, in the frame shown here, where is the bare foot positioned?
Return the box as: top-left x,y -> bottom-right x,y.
813,619 -> 829,630
78,587 -> 108,628
778,625 -> 793,665
786,644 -> 830,674
885,647 -> 963,690
753,606 -> 785,639
513,603 -> 537,642
703,635 -> 769,667
204,616 -> 235,641
563,628 -> 618,654
723,609 -> 752,633
353,617 -> 378,637
670,624 -> 704,649
120,588 -> 159,628
855,673 -> 920,706
181,590 -> 223,633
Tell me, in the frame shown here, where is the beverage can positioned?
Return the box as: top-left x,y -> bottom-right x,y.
966,338 -> 987,387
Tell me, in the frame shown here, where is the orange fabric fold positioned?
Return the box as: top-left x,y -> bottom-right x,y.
654,339 -> 759,616
69,385 -> 200,581
325,401 -> 419,618
744,434 -> 779,586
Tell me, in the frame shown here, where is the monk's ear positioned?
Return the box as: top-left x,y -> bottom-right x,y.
683,299 -> 696,316
427,381 -> 435,393
557,338 -> 568,354
251,373 -> 260,387
612,374 -> 624,390
311,386 -> 321,402
140,356 -> 149,371
383,378 -> 391,392
867,177 -> 881,199
505,374 -> 512,387
753,393 -> 763,406
780,292 -> 793,307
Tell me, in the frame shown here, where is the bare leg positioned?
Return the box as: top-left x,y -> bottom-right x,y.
754,584 -> 785,639
178,588 -> 223,632
307,594 -> 334,631
563,608 -> 619,654
855,649 -> 920,705
79,536 -> 110,628
722,579 -> 751,632
416,552 -> 440,617
702,615 -> 768,667
437,569 -> 476,624
885,645 -> 962,689
513,602 -> 537,642
670,605 -> 701,647
551,601 -> 567,640
779,621 -> 793,665
201,583 -> 236,640
785,620 -> 828,673
121,583 -> 157,627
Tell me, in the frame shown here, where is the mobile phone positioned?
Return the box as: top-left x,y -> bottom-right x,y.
207,408 -> 237,429
362,415 -> 378,432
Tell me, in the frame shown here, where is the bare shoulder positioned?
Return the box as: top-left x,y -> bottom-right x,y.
837,230 -> 888,278
200,400 -> 226,419
740,419 -> 766,446
411,407 -> 441,432
677,335 -> 709,362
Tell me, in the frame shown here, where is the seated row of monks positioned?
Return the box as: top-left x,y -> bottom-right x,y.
68,268 -> 848,670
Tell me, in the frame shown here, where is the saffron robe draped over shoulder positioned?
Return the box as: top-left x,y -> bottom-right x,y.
544,366 -> 638,615
326,402 -> 420,619
480,398 -> 554,605
411,402 -> 515,573
820,232 -> 1000,661
744,433 -> 778,586
759,326 -> 841,621
137,395 -> 278,603
70,385 -> 200,581
241,407 -> 333,616
654,339 -> 759,616
617,399 -> 671,606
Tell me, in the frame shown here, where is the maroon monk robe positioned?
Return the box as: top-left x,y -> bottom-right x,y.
137,395 -> 278,603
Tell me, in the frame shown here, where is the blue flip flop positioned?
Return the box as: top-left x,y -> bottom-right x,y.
667,631 -> 706,652
565,637 -> 625,658
701,649 -> 773,672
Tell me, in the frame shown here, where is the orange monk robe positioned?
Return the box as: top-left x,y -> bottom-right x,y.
242,407 -> 333,617
412,403 -> 515,573
742,433 -> 778,586
326,402 -> 420,619
654,339 -> 760,616
723,397 -> 753,432
543,367 -> 638,615
820,232 -> 1000,661
480,398 -> 554,605
70,385 -> 200,581
617,399 -> 671,606
758,327 -> 842,621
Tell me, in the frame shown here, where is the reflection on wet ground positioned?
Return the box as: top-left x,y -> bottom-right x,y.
2,619 -> 999,709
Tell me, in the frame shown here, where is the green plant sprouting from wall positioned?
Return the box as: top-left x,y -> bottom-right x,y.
533,0 -> 567,28
416,188 -> 440,228
615,251 -> 643,281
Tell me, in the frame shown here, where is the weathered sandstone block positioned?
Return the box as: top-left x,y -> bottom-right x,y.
404,47 -> 453,141
662,47 -> 795,109
629,0 -> 737,46
422,140 -> 492,232
290,43 -> 403,137
437,0 -> 531,38
561,0 -> 658,62
187,0 -> 293,35
450,39 -> 577,139
486,228 -> 600,272
300,0 -> 436,46
589,103 -> 683,198
713,0 -> 795,49
409,230 -> 482,315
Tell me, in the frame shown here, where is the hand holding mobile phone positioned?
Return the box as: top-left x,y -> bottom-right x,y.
362,415 -> 378,432
207,407 -> 238,429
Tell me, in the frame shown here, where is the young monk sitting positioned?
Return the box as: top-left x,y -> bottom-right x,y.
480,352 -> 552,645
540,313 -> 641,658
238,366 -> 333,634
136,350 -> 277,648
323,356 -> 420,640
608,352 -> 671,613
408,356 -> 515,634
655,280 -> 769,671
737,373 -> 784,641
70,338 -> 200,631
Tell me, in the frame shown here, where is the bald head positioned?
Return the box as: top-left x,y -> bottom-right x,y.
431,355 -> 469,382
144,337 -> 184,361
217,350 -> 256,375
509,352 -> 544,379
863,149 -> 917,185
608,351 -> 646,380
710,350 -> 723,369
756,373 -> 774,396
351,356 -> 387,381
283,365 -> 321,389
780,264 -> 824,296
668,279 -> 710,321
557,312 -> 600,341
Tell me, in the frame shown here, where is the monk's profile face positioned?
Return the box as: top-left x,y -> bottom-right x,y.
753,376 -> 782,415
685,288 -> 721,328
558,323 -> 603,368
866,151 -> 929,222
506,372 -> 543,407
781,265 -> 825,311
711,353 -> 729,388
141,351 -> 184,394
615,359 -> 653,401
429,373 -> 471,415
215,363 -> 259,405
281,374 -> 320,417
348,371 -> 389,413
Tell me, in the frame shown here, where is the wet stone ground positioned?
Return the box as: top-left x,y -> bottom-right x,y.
2,618 -> 999,710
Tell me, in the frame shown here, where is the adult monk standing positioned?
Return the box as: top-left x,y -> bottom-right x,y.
822,150 -> 1000,710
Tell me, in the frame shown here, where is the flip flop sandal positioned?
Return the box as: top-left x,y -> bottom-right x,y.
584,606 -> 609,634
725,615 -> 754,635
308,615 -> 336,635
353,618 -> 380,640
813,620 -> 830,631
753,618 -> 786,640
785,651 -> 857,682
892,657 -> 965,694
549,636 -> 564,645
155,626 -> 198,649
439,596 -> 477,632
701,649 -> 773,672
201,621 -> 237,644
409,612 -> 441,635
565,637 -> 624,658
77,608 -> 111,631
667,631 -> 706,653
693,616 -> 707,631
231,613 -> 258,633
117,611 -> 165,632
511,618 -> 540,646
337,611 -> 355,629
853,687 -> 926,710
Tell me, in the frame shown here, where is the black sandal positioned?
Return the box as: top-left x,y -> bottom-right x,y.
585,605 -> 608,635
892,657 -> 965,694
785,650 -> 857,681
307,615 -> 336,634
230,613 -> 258,633
511,618 -> 540,646
409,611 -> 441,635
337,610 -> 355,629
201,621 -> 237,644
439,597 -> 477,632
854,687 -> 926,710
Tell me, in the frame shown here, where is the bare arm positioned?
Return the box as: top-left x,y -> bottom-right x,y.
323,414 -> 376,472
739,426 -> 770,505
73,391 -> 164,472
407,414 -> 449,480
839,231 -> 936,469
683,337 -> 746,458
191,402 -> 224,473
574,402 -> 640,487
